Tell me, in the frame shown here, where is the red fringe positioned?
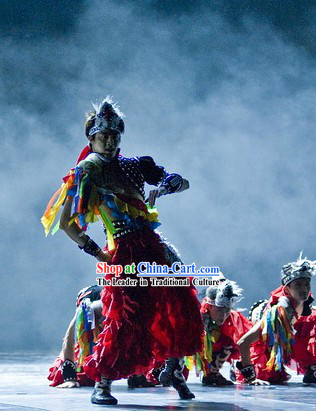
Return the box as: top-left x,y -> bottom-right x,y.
84,227 -> 203,381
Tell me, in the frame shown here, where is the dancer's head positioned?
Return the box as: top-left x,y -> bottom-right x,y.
84,97 -> 125,158
89,130 -> 121,158
286,277 -> 311,303
203,280 -> 243,325
281,252 -> 316,303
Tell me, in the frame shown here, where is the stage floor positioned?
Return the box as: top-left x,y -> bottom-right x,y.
0,353 -> 316,410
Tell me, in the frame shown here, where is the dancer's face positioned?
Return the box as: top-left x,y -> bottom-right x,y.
286,278 -> 311,303
91,130 -> 121,158
208,305 -> 231,326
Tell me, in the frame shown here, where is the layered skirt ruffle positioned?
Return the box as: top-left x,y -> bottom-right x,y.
84,227 -> 203,381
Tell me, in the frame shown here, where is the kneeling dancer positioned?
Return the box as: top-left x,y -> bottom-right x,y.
186,279 -> 252,385
238,253 -> 316,384
48,285 -> 104,388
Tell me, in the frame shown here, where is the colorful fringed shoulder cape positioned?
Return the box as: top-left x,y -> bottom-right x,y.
41,152 -> 160,250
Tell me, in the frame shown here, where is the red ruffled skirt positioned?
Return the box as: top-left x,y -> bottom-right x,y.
84,227 -> 203,381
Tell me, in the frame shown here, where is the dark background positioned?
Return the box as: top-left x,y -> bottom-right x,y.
1,0 -> 315,351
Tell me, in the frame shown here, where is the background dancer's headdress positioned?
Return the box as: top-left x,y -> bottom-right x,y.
204,279 -> 243,308
85,96 -> 125,139
281,251 -> 316,286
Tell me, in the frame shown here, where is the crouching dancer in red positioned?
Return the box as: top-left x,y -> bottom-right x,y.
186,279 -> 252,385
41,97 -> 203,405
237,253 -> 316,385
47,284 -> 155,389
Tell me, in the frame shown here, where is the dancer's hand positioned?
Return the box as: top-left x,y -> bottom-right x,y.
57,381 -> 80,388
96,250 -> 112,263
248,378 -> 269,386
147,187 -> 167,207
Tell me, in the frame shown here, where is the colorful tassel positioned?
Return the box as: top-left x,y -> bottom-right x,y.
262,305 -> 295,372
75,300 -> 97,368
187,324 -> 220,376
41,170 -> 76,236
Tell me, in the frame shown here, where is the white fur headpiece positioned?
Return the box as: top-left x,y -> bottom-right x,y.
204,279 -> 243,308
88,96 -> 125,138
281,251 -> 316,286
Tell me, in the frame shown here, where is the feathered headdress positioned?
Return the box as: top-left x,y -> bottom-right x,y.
281,251 -> 316,286
87,96 -> 125,138
204,280 -> 243,308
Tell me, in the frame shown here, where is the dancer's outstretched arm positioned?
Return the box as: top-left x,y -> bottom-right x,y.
237,320 -> 269,385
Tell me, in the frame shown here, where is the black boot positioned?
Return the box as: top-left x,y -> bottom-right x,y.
137,375 -> 155,387
159,358 -> 177,387
127,374 -> 155,388
303,365 -> 316,384
202,372 -> 234,386
159,358 -> 195,399
91,376 -> 118,405
127,375 -> 141,388
172,365 -> 195,399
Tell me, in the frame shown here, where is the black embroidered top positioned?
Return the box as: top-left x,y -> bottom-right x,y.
77,153 -> 183,200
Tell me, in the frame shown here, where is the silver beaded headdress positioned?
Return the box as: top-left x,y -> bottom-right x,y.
281,252 -> 316,286
88,96 -> 125,139
204,279 -> 243,308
